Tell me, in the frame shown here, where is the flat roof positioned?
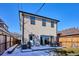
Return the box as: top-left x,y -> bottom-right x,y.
19,11 -> 59,22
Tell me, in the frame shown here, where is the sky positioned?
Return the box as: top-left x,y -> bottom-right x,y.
0,3 -> 79,33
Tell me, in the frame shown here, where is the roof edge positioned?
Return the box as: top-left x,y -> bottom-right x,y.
19,10 -> 60,22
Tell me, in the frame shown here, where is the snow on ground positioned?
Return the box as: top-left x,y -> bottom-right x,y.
2,45 -> 62,56
32,45 -> 62,50
2,48 -> 48,56
2,47 -> 48,56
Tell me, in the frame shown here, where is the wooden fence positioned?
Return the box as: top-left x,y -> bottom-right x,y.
0,32 -> 18,55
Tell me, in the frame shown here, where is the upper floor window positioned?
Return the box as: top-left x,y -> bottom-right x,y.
42,19 -> 46,26
51,21 -> 54,28
30,16 -> 35,25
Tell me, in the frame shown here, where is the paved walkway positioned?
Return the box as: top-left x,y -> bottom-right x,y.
2,45 -> 62,56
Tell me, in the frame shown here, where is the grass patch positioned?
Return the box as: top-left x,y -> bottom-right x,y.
62,48 -> 79,53
55,48 -> 79,56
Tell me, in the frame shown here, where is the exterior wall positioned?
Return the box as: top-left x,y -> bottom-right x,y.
59,35 -> 79,48
20,12 -> 57,44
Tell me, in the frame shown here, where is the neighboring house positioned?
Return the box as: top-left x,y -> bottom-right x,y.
57,28 -> 79,48
0,19 -> 18,55
0,19 -> 8,31
20,11 -> 59,46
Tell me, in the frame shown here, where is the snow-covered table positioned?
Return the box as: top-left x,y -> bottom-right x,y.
2,45 -> 62,56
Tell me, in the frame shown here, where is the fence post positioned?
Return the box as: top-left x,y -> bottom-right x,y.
10,36 -> 11,47
4,35 -> 7,50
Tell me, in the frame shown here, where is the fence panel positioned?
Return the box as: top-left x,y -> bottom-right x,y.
0,43 -> 5,55
0,35 -> 18,55
7,36 -> 10,49
11,37 -> 13,46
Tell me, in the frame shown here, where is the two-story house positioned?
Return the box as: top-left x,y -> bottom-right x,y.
20,11 -> 59,46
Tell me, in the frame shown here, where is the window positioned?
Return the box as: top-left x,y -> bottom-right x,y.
51,21 -> 54,27
42,19 -> 46,26
30,16 -> 35,25
4,24 -> 8,30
